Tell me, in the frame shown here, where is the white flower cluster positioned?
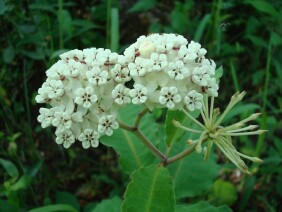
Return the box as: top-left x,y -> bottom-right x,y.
36,48 -> 131,149
123,33 -> 219,111
36,33 -> 219,149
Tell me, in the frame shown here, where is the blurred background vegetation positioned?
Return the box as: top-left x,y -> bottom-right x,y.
0,0 -> 281,211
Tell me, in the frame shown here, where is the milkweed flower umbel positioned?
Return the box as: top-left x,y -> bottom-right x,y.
36,48 -> 131,149
173,92 -> 266,174
123,33 -> 219,111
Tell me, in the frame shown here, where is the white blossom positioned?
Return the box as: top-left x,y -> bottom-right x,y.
78,129 -> 99,149
98,115 -> 119,136
86,67 -> 108,85
192,67 -> 211,86
45,79 -> 65,99
150,53 -> 168,71
64,59 -> 81,77
112,84 -> 130,105
52,111 -> 72,132
55,130 -> 75,148
184,90 -> 203,111
206,78 -> 219,97
159,87 -> 181,109
37,108 -> 54,128
129,84 -> 148,104
111,64 -> 131,83
166,61 -> 190,80
75,87 -> 98,108
128,57 -> 149,77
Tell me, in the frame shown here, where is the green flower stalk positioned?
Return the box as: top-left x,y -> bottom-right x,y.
174,91 -> 266,174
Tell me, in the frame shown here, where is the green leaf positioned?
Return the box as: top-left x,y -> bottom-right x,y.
0,158 -> 19,178
209,180 -> 237,206
122,165 -> 175,212
93,196 -> 122,212
176,201 -> 232,212
29,204 -> 78,212
3,46 -> 15,64
128,0 -> 157,13
168,142 -> 219,199
164,110 -> 199,146
101,105 -> 159,174
244,0 -> 280,18
56,191 -> 80,211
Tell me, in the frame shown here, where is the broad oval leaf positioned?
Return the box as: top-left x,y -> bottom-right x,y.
122,165 -> 175,212
0,158 -> 19,178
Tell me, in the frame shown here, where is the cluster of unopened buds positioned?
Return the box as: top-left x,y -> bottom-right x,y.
36,33 -> 265,173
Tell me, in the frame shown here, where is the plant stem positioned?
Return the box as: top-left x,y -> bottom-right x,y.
134,107 -> 149,128
165,142 -> 198,165
133,129 -> 167,162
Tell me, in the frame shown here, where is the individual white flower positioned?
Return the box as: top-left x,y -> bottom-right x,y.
150,53 -> 168,71
55,130 -> 75,148
206,78 -> 219,97
64,59 -> 81,78
128,57 -> 149,77
46,61 -> 67,80
75,87 -> 98,108
35,87 -> 50,103
192,67 -> 211,86
37,108 -> 54,128
159,87 -> 181,109
45,79 -> 65,99
201,59 -> 216,75
98,115 -> 119,136
129,84 -> 148,104
78,129 -> 99,149
86,67 -> 108,85
111,64 -> 131,83
166,61 -> 190,80
112,84 -> 130,105
52,111 -> 72,132
187,41 -> 201,53
178,45 -> 198,63
184,90 -> 203,111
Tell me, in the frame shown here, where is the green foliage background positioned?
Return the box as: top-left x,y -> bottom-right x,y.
0,0 -> 281,211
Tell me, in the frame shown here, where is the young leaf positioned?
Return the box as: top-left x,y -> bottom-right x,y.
176,201 -> 232,212
122,165 -> 175,212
